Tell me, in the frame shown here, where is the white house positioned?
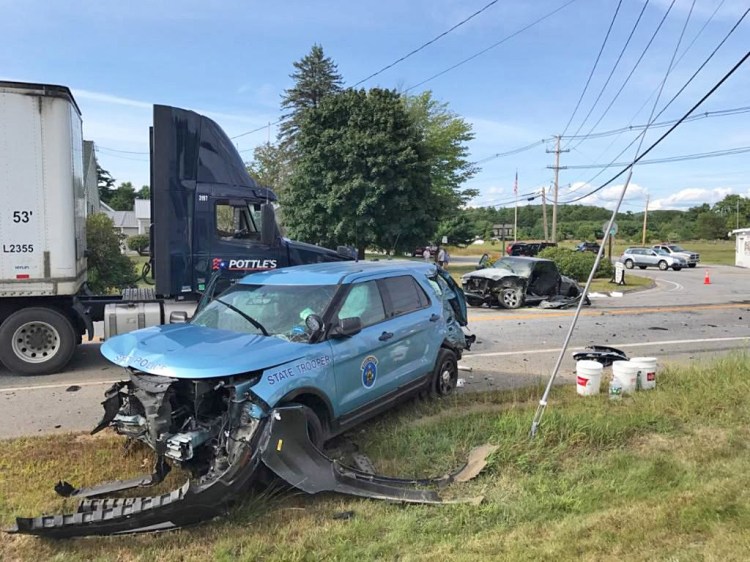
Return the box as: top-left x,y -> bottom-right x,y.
731,228 -> 750,268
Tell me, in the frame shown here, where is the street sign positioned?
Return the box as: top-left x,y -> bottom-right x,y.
602,221 -> 618,237
442,236 -> 448,244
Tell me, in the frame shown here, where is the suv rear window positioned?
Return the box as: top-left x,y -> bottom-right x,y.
381,275 -> 430,317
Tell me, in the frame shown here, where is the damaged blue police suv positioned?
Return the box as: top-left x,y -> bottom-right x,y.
11,261 -> 471,537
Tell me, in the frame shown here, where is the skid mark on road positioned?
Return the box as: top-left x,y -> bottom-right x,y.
468,302 -> 749,322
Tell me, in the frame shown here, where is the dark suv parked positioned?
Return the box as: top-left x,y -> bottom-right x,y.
506,242 -> 557,257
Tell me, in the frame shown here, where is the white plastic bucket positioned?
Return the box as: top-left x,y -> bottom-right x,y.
630,357 -> 657,390
576,360 -> 603,396
612,360 -> 639,394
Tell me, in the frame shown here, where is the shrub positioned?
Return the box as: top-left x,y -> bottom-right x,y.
538,247 -> 613,281
127,234 -> 150,255
86,213 -> 138,294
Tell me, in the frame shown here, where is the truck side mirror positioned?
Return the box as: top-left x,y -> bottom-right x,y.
169,311 -> 189,324
261,203 -> 279,247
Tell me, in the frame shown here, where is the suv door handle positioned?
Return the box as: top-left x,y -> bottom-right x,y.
429,313 -> 440,322
378,331 -> 394,341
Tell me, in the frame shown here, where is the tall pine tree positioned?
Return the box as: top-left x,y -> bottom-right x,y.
278,44 -> 343,148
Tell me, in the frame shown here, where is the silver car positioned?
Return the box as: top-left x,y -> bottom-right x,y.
620,247 -> 687,271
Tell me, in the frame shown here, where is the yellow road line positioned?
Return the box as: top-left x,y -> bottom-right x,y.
468,302 -> 749,323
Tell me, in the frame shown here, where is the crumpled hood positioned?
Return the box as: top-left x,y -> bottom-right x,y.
461,268 -> 519,282
100,324 -> 308,379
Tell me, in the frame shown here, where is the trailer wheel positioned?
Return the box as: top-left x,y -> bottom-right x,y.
0,307 -> 77,375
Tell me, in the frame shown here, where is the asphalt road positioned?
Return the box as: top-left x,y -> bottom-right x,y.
0,265 -> 748,439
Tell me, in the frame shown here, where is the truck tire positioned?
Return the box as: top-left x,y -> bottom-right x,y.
0,307 -> 77,375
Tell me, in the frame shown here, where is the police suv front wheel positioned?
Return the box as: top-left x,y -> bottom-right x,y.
432,348 -> 458,397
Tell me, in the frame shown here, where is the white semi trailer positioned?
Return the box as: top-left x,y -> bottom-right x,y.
0,82 -> 90,374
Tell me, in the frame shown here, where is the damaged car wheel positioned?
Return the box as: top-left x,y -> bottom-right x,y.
433,348 -> 458,396
500,287 -> 524,309
284,402 -> 325,449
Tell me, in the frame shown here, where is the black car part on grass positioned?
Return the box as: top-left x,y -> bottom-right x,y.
10,406 -> 494,538
572,345 -> 629,367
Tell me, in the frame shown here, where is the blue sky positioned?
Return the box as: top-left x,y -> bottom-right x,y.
2,0 -> 748,212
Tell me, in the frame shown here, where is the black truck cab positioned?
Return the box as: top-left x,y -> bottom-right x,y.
150,105 -> 347,298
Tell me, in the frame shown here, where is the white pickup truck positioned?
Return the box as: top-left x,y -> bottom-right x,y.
651,244 -> 700,268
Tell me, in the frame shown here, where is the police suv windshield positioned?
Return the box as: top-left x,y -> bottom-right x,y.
191,284 -> 337,341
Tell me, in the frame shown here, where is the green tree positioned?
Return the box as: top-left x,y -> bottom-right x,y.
278,44 -> 343,148
86,213 -> 138,293
136,185 -> 150,199
695,211 -> 727,239
437,214 -> 477,247
109,182 -> 136,211
404,91 -> 479,209
246,142 -> 292,196
282,88 -> 433,258
97,164 -> 116,204
713,194 -> 750,231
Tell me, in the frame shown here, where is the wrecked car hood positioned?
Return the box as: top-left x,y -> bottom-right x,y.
100,324 -> 309,378
461,268 -> 517,282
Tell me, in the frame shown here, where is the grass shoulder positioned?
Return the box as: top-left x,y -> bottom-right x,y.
2,353 -> 750,559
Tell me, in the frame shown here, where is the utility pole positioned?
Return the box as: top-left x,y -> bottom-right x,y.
546,135 -> 568,243
642,193 -> 650,245
541,187 -> 549,242
737,198 -> 740,229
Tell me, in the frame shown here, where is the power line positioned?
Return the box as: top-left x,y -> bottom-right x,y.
568,0 -> 678,150
472,104 -> 750,166
352,0 -> 501,87
562,0 -> 651,146
564,145 -> 750,169
97,145 -> 149,155
586,0 -> 728,162
560,49 -> 750,205
404,0 -> 579,92
559,6 -> 749,201
559,0 -> 623,137
472,140 -> 549,164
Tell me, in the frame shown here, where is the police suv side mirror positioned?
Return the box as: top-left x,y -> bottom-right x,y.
169,311 -> 189,324
330,317 -> 362,338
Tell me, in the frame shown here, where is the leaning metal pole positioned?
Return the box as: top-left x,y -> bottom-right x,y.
528,16 -> 747,439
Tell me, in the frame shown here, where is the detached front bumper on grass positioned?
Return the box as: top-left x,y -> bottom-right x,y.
10,373 -> 494,538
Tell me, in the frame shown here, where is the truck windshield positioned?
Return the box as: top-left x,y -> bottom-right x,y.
191,283 -> 337,341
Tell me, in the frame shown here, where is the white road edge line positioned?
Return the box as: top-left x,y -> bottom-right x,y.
463,336 -> 750,359
0,380 -> 119,394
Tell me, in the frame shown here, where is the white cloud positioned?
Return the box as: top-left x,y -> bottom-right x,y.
650,187 -> 734,210
562,182 -> 649,210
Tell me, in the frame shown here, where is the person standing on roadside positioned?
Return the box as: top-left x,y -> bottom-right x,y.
437,247 -> 446,267
422,247 -> 431,261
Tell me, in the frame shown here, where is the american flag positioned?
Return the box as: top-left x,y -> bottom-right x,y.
514,170 -> 518,195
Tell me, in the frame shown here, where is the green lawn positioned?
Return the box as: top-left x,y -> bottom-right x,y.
448,240 -> 736,265
3,353 -> 750,560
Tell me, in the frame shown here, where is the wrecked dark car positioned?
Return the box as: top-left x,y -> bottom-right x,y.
461,256 -> 588,309
12,260 -> 490,538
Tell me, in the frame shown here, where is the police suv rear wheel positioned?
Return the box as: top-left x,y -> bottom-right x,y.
432,348 -> 458,397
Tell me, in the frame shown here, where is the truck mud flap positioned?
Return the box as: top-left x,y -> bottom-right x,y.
260,406 -> 494,504
10,428 -> 267,538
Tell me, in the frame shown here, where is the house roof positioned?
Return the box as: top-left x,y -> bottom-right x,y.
109,211 -> 137,229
